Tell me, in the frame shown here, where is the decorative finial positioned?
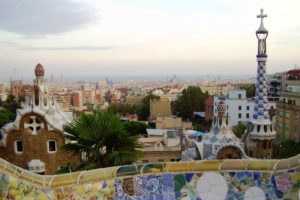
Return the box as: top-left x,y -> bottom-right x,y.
256,8 -> 268,34
257,8 -> 267,21
35,63 -> 45,77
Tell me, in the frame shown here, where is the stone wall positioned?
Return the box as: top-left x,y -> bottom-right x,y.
0,155 -> 300,199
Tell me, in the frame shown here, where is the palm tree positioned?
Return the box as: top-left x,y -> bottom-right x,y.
61,110 -> 142,170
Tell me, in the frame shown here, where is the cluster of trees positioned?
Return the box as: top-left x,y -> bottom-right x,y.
107,103 -> 140,116
60,110 -> 143,172
108,87 -> 209,123
232,122 -> 247,138
240,84 -> 255,98
107,94 -> 160,121
0,95 -> 22,128
172,86 -> 209,121
273,139 -> 300,159
123,121 -> 149,136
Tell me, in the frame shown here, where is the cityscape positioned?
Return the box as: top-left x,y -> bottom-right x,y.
0,1 -> 300,200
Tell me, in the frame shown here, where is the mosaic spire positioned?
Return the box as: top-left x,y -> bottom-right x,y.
250,9 -> 276,140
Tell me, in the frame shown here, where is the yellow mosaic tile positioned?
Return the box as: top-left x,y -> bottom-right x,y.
247,160 -> 277,171
193,160 -> 221,171
220,159 -> 252,170
275,159 -> 290,170
287,156 -> 300,168
164,162 -> 191,173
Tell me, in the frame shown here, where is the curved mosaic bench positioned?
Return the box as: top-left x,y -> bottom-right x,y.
1,155 -> 300,199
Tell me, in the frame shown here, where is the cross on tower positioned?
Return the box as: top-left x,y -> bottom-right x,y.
24,116 -> 44,135
257,8 -> 267,21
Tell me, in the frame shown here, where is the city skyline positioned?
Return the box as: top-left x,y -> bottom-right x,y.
0,0 -> 300,81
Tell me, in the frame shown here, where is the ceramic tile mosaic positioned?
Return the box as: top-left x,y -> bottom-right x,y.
1,156 -> 300,199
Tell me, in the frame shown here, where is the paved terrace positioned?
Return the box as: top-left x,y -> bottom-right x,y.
1,155 -> 300,199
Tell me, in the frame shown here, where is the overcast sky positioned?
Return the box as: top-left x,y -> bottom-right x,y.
0,0 -> 300,81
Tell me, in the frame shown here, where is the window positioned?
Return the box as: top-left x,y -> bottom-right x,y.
48,140 -> 57,153
246,106 -> 250,110
238,106 -> 242,110
170,159 -> 176,162
158,159 -> 164,162
238,113 -> 242,118
15,140 -> 23,154
285,124 -> 289,131
246,113 -> 249,118
286,112 -> 290,118
238,94 -> 242,99
142,160 -> 148,163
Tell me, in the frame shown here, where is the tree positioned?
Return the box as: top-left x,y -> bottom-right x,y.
172,86 -> 208,120
0,109 -> 15,128
0,95 -> 21,128
240,84 -> 255,98
124,121 -> 149,136
2,94 -> 21,114
108,104 -> 138,116
61,110 -> 142,170
273,139 -> 300,159
138,94 -> 160,121
232,122 -> 246,138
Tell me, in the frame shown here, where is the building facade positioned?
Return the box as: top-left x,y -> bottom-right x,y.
0,64 -> 80,174
204,95 -> 214,121
276,69 -> 300,141
149,98 -> 172,120
200,84 -> 233,95
137,129 -> 182,163
213,90 -> 276,126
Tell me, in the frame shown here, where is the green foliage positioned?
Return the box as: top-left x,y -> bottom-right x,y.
0,109 -> 15,128
123,121 -> 149,136
273,139 -> 300,159
240,84 -> 255,98
232,122 -> 246,138
2,94 -> 21,114
172,86 -> 209,120
139,94 -> 160,121
0,95 -> 21,128
61,110 -> 142,170
107,94 -> 159,121
108,104 -> 139,116
55,163 -> 72,174
193,119 -> 212,133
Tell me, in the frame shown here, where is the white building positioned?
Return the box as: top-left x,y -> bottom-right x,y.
213,90 -> 276,126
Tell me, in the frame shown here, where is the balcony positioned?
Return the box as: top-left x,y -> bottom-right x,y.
281,91 -> 300,99
276,102 -> 300,110
285,79 -> 300,86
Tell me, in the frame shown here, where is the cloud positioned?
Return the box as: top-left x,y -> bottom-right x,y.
0,0 -> 98,36
18,46 -> 114,51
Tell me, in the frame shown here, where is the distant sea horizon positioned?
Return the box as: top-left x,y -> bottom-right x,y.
4,74 -> 256,83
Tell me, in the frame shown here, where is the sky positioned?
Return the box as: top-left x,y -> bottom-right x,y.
0,0 -> 300,81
